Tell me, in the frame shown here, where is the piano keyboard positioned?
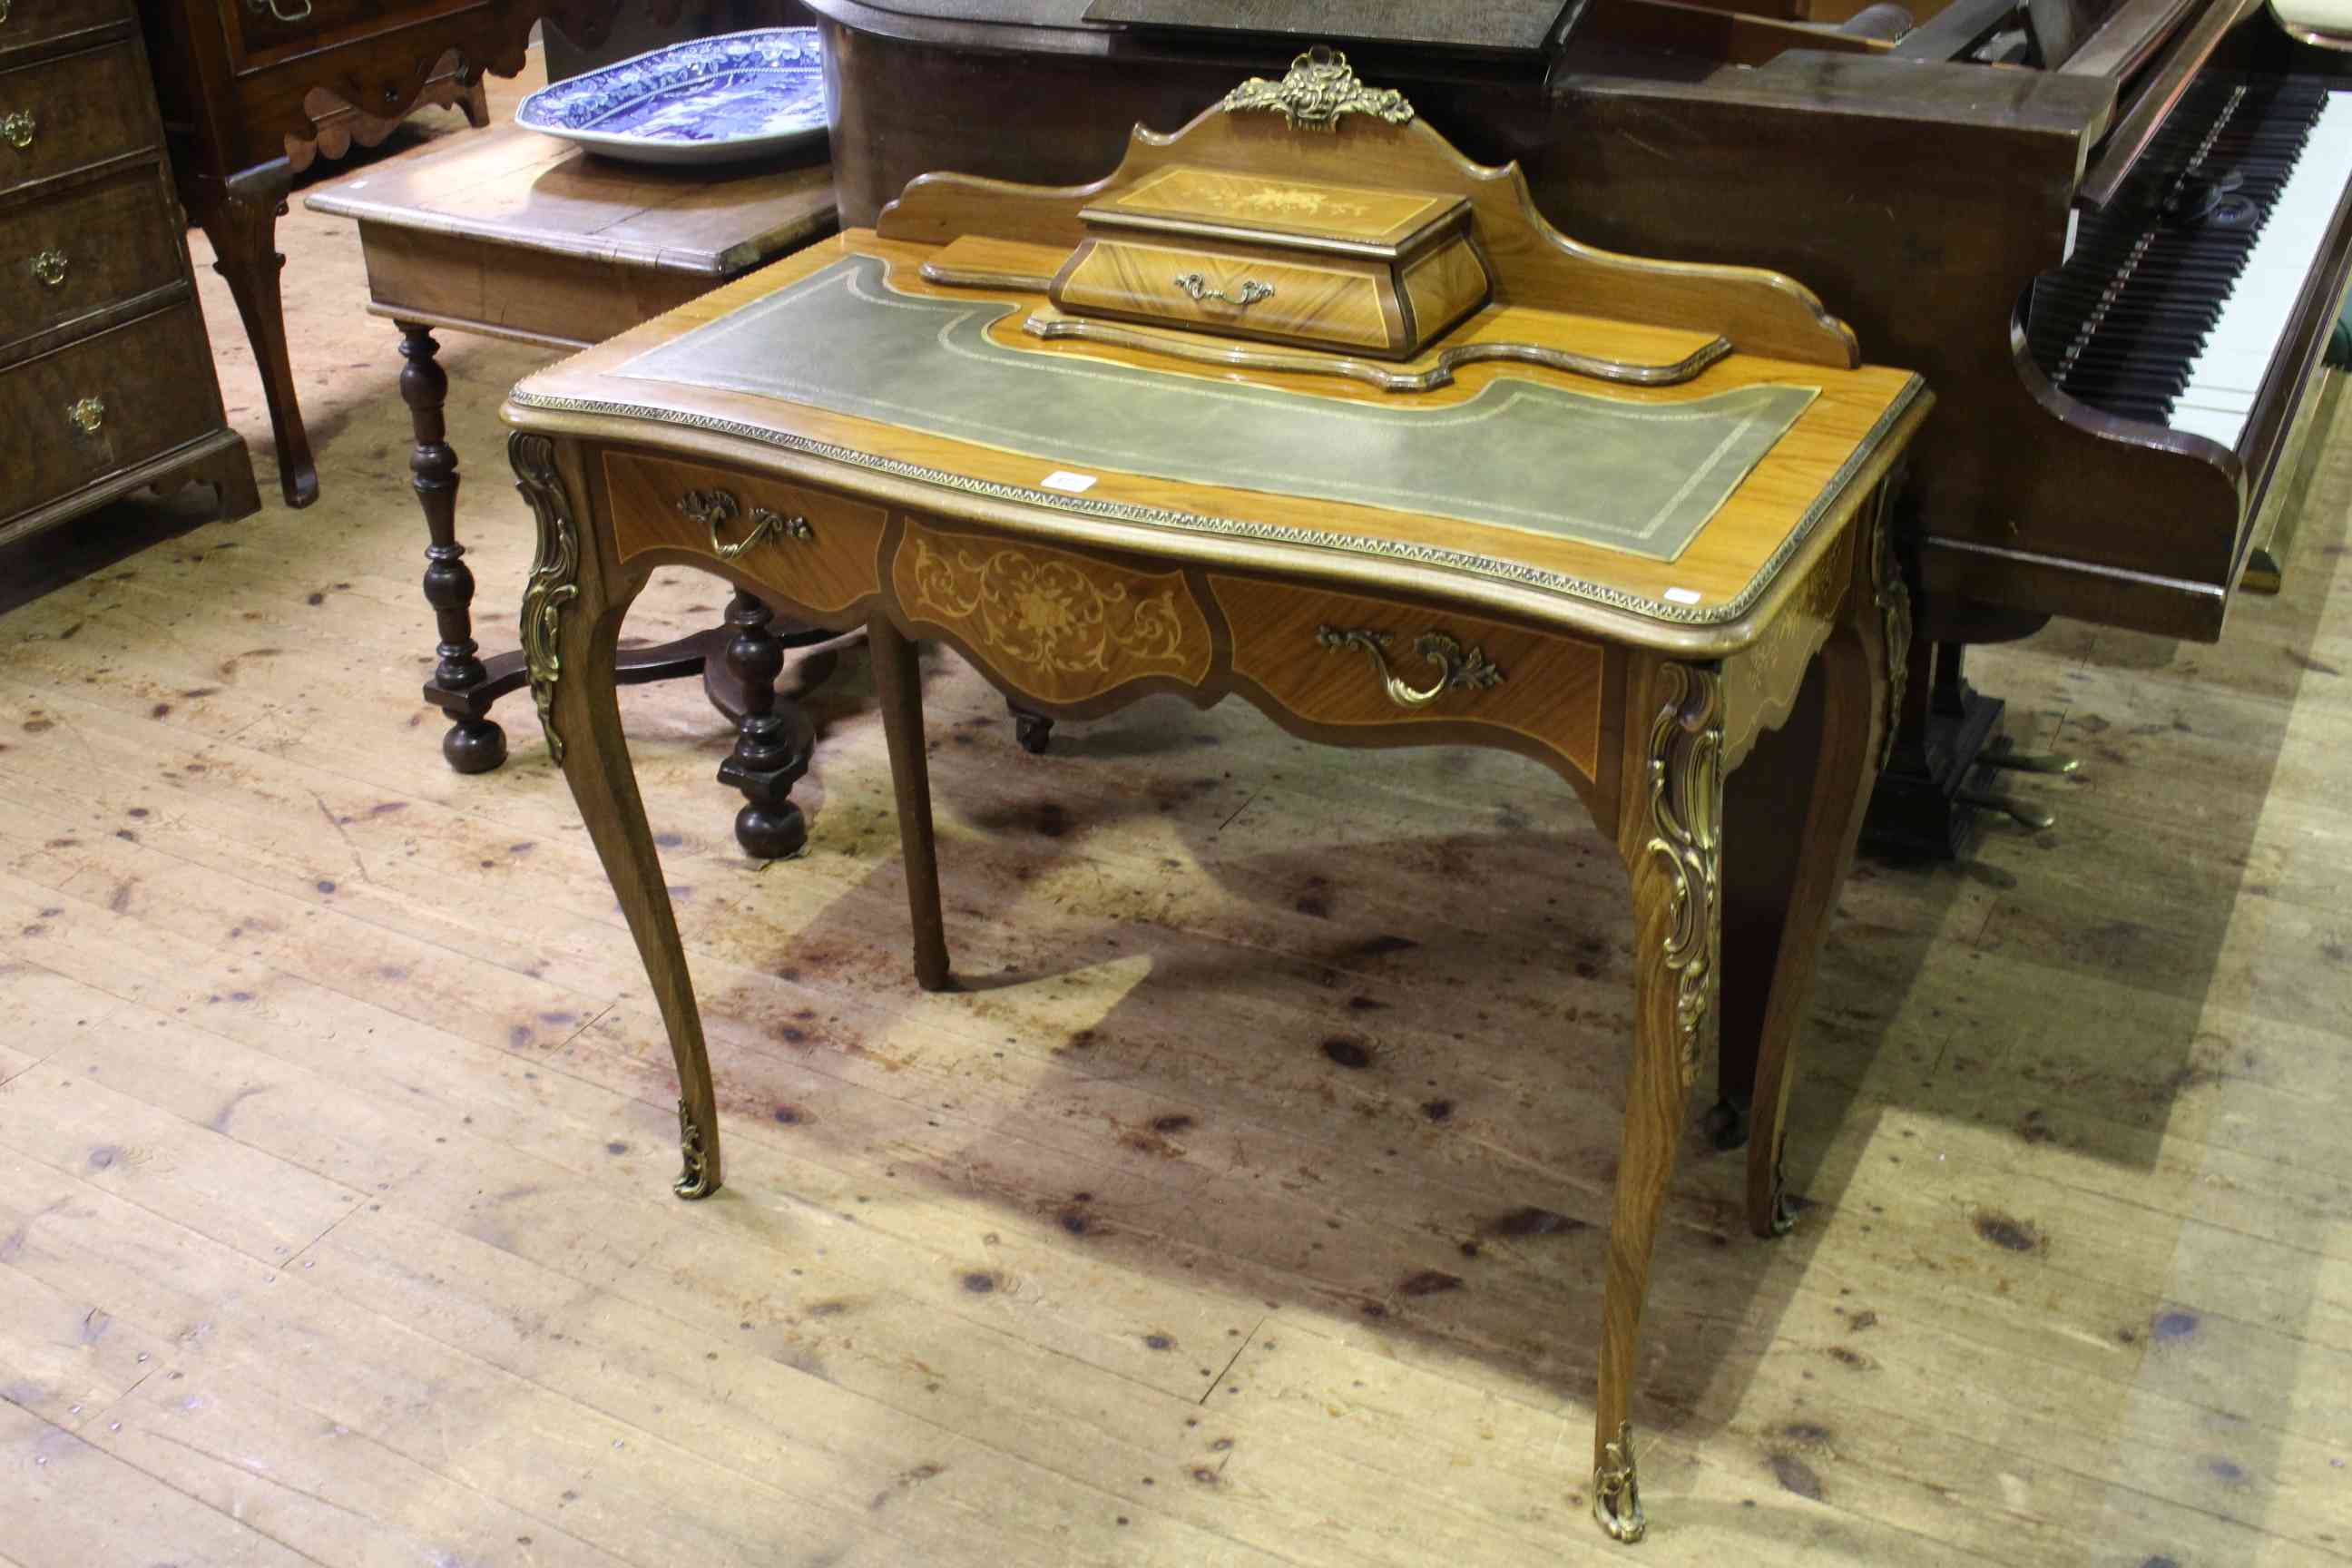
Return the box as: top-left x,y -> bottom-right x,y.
2026,75 -> 2352,450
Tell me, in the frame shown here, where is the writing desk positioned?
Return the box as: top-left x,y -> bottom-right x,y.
499,55 -> 1926,1543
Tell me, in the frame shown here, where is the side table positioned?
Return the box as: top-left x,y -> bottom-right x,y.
306,123 -> 839,857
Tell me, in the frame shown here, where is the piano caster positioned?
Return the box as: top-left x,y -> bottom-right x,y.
2242,545 -> 2286,595
1953,787 -> 2058,833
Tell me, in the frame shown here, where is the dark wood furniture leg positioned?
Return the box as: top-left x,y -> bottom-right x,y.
514,432 -> 721,1200
716,590 -> 815,859
399,321 -> 508,773
397,320 -> 827,850
196,177 -> 318,509
870,617 -> 951,991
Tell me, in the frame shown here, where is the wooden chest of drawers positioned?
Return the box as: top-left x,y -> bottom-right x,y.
0,0 -> 254,563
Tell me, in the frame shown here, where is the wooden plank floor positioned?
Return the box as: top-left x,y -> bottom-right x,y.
7,63 -> 2352,1568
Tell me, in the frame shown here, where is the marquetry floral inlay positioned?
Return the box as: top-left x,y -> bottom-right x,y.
906,535 -> 1196,681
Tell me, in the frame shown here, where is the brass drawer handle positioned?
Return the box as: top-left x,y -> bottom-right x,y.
0,2 -> 12,26
67,397 -> 104,436
32,249 -> 66,288
680,488 -> 813,559
1172,271 -> 1275,308
1316,625 -> 1504,709
244,0 -> 315,21
3,110 -> 33,151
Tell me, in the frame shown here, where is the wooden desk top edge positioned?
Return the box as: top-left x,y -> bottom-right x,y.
303,128 -> 839,277
505,237 -> 1930,657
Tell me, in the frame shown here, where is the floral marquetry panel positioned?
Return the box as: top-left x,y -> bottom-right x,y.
892,521 -> 1214,702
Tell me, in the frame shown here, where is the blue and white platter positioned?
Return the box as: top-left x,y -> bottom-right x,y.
514,28 -> 828,167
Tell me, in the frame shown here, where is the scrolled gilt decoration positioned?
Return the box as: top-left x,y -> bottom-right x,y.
1220,46 -> 1415,132
511,432 -> 580,764
1644,662 -> 1723,1089
1315,625 -> 1504,709
1869,483 -> 1914,769
675,1100 -> 717,1200
906,534 -> 1191,679
1593,1420 -> 1645,1543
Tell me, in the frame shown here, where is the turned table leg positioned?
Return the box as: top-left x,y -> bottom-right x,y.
196,180 -> 317,509
398,321 -> 507,773
717,590 -> 815,859
870,618 -> 951,991
514,433 -> 722,1199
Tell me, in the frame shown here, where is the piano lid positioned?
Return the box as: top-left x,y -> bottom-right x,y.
1080,0 -> 1590,56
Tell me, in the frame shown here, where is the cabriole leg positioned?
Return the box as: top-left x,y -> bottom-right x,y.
196,181 -> 317,508
1596,660 -> 1720,1543
512,433 -> 721,1199
1736,513 -> 1904,1238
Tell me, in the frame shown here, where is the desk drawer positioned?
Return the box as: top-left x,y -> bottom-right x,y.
0,0 -> 127,62
1052,238 -> 1397,355
0,165 -> 181,352
602,451 -> 889,615
0,42 -> 152,198
1210,574 -> 1607,782
225,0 -> 473,70
0,301 -> 220,520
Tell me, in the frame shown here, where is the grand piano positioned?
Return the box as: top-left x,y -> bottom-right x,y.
801,0 -> 2352,853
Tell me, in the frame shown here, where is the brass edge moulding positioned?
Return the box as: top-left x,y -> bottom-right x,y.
504,374 -> 1926,633
1593,1420 -> 1645,1543
511,432 -> 580,763
1644,662 -> 1723,1091
1315,625 -> 1504,708
674,1100 -> 718,1199
1220,48 -> 1415,132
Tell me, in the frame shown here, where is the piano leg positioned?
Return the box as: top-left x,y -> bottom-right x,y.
1860,641 -> 2074,859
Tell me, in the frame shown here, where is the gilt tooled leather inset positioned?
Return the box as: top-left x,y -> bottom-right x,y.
612,254 -> 1818,563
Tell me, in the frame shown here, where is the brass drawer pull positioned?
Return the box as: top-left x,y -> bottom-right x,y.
1316,625 -> 1504,709
67,397 -> 104,436
679,488 -> 813,559
2,110 -> 33,150
1172,271 -> 1275,308
0,2 -> 12,26
31,249 -> 66,288
244,0 -> 315,21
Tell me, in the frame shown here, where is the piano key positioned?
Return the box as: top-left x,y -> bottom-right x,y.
2171,89 -> 2352,446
